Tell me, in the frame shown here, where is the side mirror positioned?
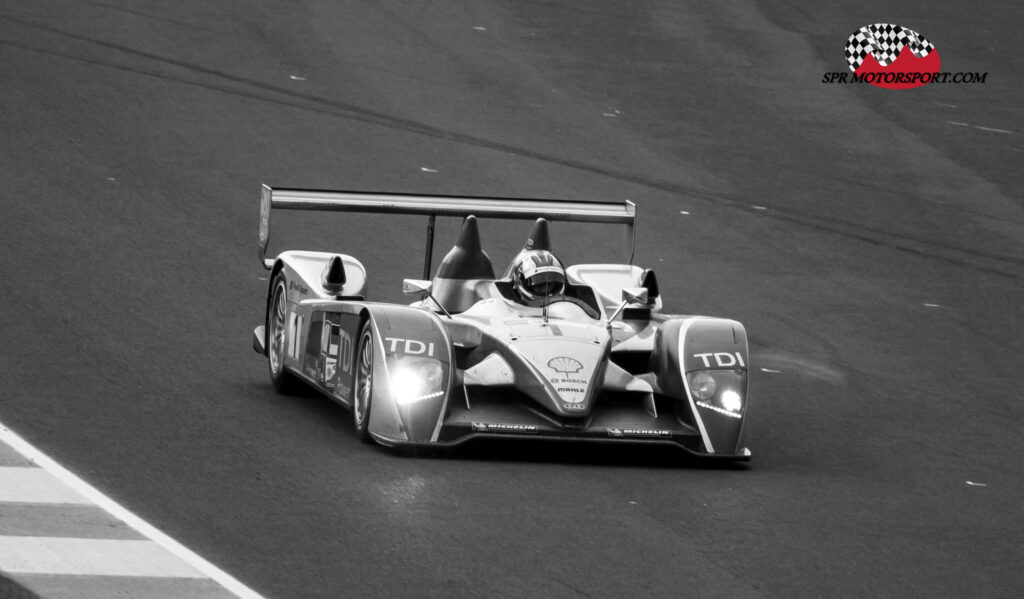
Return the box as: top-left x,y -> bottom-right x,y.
621,287 -> 649,305
402,279 -> 433,296
403,279 -> 452,319
608,287 -> 649,324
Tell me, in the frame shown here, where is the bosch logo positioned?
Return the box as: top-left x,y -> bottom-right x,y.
548,356 -> 583,375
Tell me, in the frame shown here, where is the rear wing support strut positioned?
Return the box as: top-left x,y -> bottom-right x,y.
258,185 -> 637,279
423,214 -> 436,281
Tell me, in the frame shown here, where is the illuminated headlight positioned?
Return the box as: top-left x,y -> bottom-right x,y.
688,370 -> 745,418
391,357 -> 445,406
720,389 -> 742,412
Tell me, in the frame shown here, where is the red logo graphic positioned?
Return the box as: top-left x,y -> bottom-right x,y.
845,23 -> 940,89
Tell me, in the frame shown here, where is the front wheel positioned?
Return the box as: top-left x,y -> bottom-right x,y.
352,322 -> 375,443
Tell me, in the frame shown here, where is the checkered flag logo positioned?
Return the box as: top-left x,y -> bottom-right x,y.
845,23 -> 936,72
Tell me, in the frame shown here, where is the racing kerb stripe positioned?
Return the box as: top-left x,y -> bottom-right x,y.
677,319 -> 715,454
0,420 -> 265,598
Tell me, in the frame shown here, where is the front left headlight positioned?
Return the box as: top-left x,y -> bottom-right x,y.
390,357 -> 445,405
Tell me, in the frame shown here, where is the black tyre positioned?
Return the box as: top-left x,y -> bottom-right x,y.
267,273 -> 300,393
352,321 -> 375,443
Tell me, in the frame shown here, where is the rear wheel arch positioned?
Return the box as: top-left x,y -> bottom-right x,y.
267,270 -> 300,393
264,259 -> 286,331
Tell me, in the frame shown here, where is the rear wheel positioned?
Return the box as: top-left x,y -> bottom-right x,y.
352,322 -> 375,443
267,273 -> 300,393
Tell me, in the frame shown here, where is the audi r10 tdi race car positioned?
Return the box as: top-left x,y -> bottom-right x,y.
252,186 -> 752,459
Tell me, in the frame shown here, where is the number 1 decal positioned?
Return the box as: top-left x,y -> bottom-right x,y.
289,314 -> 303,360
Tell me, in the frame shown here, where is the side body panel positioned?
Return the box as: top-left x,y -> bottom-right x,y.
651,317 -> 749,455
267,250 -> 365,365
268,253 -> 451,445
363,305 -> 453,444
277,297 -> 455,445
277,251 -> 367,305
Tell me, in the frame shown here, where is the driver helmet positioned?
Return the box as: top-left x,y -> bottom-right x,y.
512,250 -> 566,303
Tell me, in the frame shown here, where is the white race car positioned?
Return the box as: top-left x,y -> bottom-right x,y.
253,187 -> 751,459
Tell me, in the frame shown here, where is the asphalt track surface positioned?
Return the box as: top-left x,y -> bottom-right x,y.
2,1 -> 1023,597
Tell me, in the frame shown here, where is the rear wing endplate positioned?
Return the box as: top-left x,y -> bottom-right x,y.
258,185 -> 637,278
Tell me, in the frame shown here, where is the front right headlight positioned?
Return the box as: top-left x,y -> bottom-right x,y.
689,371 -> 717,400
687,370 -> 745,418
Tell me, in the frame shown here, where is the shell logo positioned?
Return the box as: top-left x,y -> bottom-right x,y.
845,23 -> 940,89
547,356 -> 583,375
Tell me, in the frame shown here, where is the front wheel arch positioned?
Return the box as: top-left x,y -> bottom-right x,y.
352,320 -> 376,443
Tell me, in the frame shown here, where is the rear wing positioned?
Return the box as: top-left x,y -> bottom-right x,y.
258,185 -> 637,278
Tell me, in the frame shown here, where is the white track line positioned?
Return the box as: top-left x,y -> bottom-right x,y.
0,421 -> 266,599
